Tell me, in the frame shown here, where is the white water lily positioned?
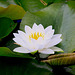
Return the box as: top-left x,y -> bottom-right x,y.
13,23 -> 63,54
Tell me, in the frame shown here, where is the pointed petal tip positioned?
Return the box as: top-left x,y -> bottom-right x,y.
13,33 -> 16,35
13,33 -> 15,36
25,25 -> 32,33
13,33 -> 18,37
25,25 -> 31,29
39,24 -> 43,26
13,49 -> 16,52
18,30 -> 22,33
25,25 -> 28,28
52,29 -> 55,33
45,25 -> 53,33
38,24 -> 44,28
33,23 -> 38,26
58,34 -> 62,38
60,38 -> 62,42
13,38 -> 16,41
51,47 -> 64,52
18,30 -> 25,35
59,34 -> 62,37
49,25 -> 52,28
34,23 -> 37,25
13,47 -> 31,53
32,23 -> 38,30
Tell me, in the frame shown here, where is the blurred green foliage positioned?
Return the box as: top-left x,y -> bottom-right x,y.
0,0 -> 75,75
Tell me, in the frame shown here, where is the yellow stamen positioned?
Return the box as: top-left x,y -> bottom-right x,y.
29,32 -> 44,40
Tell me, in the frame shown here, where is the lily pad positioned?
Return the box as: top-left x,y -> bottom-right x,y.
65,65 -> 75,75
42,53 -> 75,66
0,57 -> 53,75
0,0 -> 16,8
0,17 -> 17,39
0,4 -> 25,20
20,2 -> 75,53
14,0 -> 46,12
0,47 -> 32,58
43,0 -> 66,4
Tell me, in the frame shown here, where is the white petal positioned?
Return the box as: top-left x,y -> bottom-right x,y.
32,23 -> 38,30
13,33 -> 30,47
18,30 -> 29,42
37,37 -> 44,44
18,30 -> 25,35
13,38 -> 26,47
45,26 -> 52,33
18,30 -> 26,37
24,42 -> 38,52
13,33 -> 19,38
45,29 -> 54,40
28,48 -> 37,52
38,24 -> 44,33
25,25 -> 33,34
38,24 -> 44,29
13,31 -> 28,42
36,37 -> 45,50
50,46 -> 64,52
52,34 -> 62,38
29,38 -> 45,52
49,38 -> 62,48
30,38 -> 39,50
32,23 -> 45,33
39,49 -> 54,54
46,34 -> 62,48
13,47 -> 30,53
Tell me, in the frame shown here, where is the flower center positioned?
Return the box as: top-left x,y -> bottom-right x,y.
29,32 -> 44,40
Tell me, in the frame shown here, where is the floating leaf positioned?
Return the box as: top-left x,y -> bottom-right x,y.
0,1 -> 9,7
0,4 -> 25,20
65,65 -> 75,75
20,2 -> 75,53
0,47 -> 32,58
0,57 -> 53,75
20,3 -> 62,30
42,53 -> 75,66
14,0 -> 46,12
0,17 -> 17,39
43,0 -> 66,5
54,1 -> 75,53
0,0 -> 16,8
5,40 -> 20,51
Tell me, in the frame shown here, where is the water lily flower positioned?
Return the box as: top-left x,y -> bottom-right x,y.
13,23 -> 63,54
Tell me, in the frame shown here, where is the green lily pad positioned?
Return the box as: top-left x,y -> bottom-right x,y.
0,1 -> 9,7
14,0 -> 46,12
20,2 -> 75,53
0,4 -> 25,20
42,53 -> 75,66
0,47 -> 32,58
0,47 -> 15,57
0,0 -> 16,8
0,17 -> 17,39
0,57 -> 53,75
65,65 -> 75,75
43,0 -> 66,4
54,1 -> 75,53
